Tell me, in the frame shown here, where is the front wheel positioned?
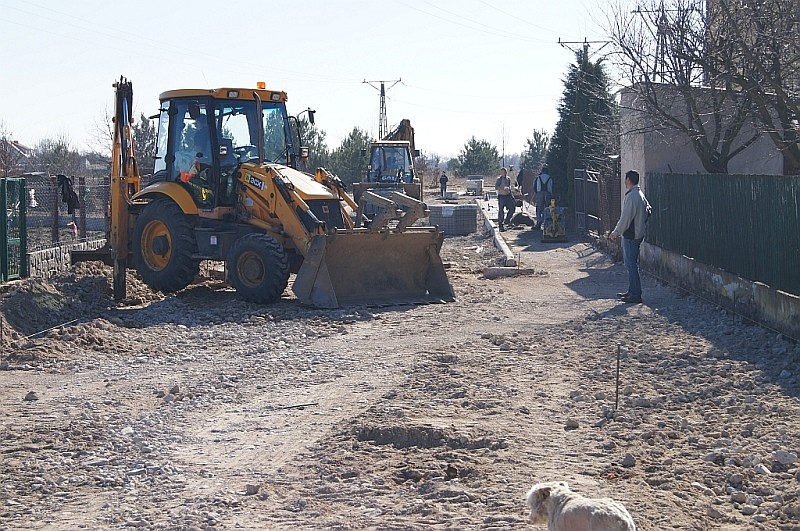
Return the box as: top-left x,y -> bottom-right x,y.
132,198 -> 199,293
227,234 -> 290,304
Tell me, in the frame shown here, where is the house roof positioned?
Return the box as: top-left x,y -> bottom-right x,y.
1,139 -> 33,158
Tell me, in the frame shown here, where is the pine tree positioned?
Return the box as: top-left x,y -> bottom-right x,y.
132,113 -> 157,176
456,137 -> 500,176
547,49 -> 617,209
520,129 -> 549,171
330,127 -> 370,186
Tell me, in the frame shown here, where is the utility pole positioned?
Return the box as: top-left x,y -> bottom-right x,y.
501,123 -> 506,168
557,37 -> 609,63
632,3 -> 682,83
363,79 -> 401,139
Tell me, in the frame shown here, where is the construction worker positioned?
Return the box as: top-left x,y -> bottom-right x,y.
176,122 -> 213,205
495,167 -> 515,232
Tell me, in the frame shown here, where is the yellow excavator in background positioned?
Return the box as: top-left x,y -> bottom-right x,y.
352,119 -> 422,207
73,77 -> 454,308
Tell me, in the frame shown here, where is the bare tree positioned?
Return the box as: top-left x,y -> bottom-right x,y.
606,0 -> 763,173
426,152 -> 442,174
91,108 -> 114,157
34,135 -> 82,177
703,0 -> 800,174
413,151 -> 433,183
0,121 -> 23,178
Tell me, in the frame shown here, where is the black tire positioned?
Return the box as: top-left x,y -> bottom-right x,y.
227,233 -> 290,304
132,198 -> 199,293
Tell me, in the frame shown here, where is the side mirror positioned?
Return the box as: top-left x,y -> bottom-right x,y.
308,109 -> 316,125
360,149 -> 367,157
413,149 -> 420,157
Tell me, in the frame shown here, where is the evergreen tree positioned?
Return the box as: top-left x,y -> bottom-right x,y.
520,129 -> 549,171
295,117 -> 330,171
330,127 -> 370,186
456,137 -> 500,176
132,113 -> 157,176
547,50 -> 617,208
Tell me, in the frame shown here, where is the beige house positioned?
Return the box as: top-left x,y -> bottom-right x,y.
620,84 -> 786,191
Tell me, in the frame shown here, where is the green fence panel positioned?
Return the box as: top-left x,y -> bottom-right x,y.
0,178 -> 27,281
646,173 -> 800,295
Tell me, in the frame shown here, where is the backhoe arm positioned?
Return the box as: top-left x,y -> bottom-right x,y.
109,76 -> 141,300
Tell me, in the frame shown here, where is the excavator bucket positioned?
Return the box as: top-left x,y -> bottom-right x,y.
292,228 -> 455,308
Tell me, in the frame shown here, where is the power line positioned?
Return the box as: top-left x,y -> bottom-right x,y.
400,80 -> 550,100
390,0 -> 551,44
477,0 -> 559,35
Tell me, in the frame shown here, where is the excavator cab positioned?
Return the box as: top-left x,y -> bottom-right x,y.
152,93 -> 295,209
367,145 -> 414,184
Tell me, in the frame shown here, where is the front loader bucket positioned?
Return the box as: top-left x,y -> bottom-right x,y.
292,229 -> 455,308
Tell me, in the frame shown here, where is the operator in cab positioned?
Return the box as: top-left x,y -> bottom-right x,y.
175,118 -> 213,205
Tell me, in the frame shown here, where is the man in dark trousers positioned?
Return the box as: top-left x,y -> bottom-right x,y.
609,170 -> 652,304
439,171 -> 448,197
494,167 -> 515,231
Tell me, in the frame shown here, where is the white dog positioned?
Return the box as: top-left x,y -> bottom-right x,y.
526,481 -> 636,531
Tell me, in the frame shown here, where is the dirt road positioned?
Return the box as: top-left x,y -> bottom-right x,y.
1,191 -> 799,530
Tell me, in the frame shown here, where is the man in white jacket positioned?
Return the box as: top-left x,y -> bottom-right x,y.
609,170 -> 651,304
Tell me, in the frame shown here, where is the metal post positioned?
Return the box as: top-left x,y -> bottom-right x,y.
113,258 -> 126,301
0,179 -> 6,281
18,178 -> 27,278
615,344 -> 621,411
50,174 -> 59,244
79,175 -> 87,238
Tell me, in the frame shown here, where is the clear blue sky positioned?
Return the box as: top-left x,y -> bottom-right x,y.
0,0 -> 615,159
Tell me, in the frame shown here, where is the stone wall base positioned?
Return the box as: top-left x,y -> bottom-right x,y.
28,239 -> 107,278
640,242 -> 800,339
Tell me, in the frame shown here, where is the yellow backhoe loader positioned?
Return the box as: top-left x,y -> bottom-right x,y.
73,77 -> 454,308
352,119 -> 421,206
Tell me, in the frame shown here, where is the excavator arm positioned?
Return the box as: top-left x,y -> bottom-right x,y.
109,77 -> 141,299
72,76 -> 141,301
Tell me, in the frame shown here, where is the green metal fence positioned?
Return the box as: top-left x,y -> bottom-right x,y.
646,173 -> 800,296
0,178 -> 28,281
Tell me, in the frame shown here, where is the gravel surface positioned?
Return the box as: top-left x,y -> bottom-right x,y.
1,188 -> 799,530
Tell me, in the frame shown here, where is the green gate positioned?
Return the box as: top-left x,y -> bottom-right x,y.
0,178 -> 27,281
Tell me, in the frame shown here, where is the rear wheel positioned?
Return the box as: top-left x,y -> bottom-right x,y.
132,198 -> 199,293
227,233 -> 290,304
